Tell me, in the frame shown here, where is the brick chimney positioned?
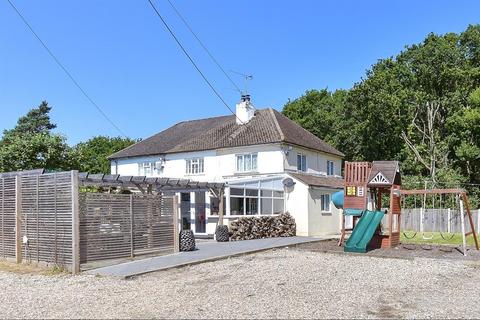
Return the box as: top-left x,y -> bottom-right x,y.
236,94 -> 255,124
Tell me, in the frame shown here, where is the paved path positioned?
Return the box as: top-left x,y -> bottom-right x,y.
86,236 -> 330,278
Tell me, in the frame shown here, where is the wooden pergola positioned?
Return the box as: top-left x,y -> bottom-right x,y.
78,172 -> 228,226
78,173 -> 224,193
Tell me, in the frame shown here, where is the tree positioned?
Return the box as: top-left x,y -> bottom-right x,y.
73,136 -> 137,174
0,101 -> 73,172
7,101 -> 56,135
283,89 -> 348,155
446,88 -> 480,183
282,25 -> 480,205
283,25 -> 480,179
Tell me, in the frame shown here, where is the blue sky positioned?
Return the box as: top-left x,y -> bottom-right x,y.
1,0 -> 479,144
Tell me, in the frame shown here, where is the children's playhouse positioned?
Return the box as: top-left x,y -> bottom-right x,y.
333,161 -> 479,254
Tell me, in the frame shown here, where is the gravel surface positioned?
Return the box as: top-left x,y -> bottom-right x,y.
1,248 -> 480,319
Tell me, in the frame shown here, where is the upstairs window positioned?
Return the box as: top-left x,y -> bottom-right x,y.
186,158 -> 204,175
321,194 -> 331,212
327,160 -> 334,176
236,153 -> 258,172
297,153 -> 307,172
138,162 -> 155,176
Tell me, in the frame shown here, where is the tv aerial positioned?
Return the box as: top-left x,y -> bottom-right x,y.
230,70 -> 253,95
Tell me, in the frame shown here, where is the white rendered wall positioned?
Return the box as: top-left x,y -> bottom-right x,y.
284,145 -> 342,177
308,188 -> 342,236
112,144 -> 285,182
284,178 -> 309,236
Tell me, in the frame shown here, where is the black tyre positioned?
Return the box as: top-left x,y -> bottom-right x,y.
179,230 -> 196,251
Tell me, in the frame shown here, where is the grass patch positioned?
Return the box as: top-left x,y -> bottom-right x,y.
0,260 -> 67,275
401,231 -> 478,246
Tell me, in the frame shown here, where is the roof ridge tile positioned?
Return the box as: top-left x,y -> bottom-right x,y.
269,108 -> 285,141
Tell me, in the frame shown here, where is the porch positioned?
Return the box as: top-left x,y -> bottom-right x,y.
178,175 -> 288,237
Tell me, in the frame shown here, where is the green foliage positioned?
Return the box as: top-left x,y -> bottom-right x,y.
0,102 -> 137,175
0,102 -> 73,172
282,24 -> 480,202
469,87 -> 480,106
283,89 -> 347,148
72,136 -> 137,174
4,101 -> 56,136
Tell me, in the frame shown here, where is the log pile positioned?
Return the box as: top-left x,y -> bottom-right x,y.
229,213 -> 296,241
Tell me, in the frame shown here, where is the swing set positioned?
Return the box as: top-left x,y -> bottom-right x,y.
400,188 -> 479,255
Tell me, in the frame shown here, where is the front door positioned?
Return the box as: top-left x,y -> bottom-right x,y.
195,192 -> 206,233
180,193 -> 191,230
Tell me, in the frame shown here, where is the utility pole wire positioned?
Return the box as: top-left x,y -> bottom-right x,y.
6,0 -> 127,137
165,0 -> 242,94
146,0 -> 244,124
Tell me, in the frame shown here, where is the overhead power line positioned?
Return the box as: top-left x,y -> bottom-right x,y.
165,0 -> 242,94
6,0 -> 127,137
146,0 -> 244,124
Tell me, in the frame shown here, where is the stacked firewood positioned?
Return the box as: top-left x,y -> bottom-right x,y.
229,213 -> 296,241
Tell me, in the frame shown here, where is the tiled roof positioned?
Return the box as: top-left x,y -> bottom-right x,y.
109,108 -> 344,159
289,172 -> 344,189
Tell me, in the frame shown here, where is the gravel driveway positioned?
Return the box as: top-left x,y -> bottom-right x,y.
1,248 -> 479,319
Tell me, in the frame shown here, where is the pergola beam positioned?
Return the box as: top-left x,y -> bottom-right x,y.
78,172 -> 224,193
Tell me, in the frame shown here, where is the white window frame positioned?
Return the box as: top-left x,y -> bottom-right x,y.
327,160 -> 334,176
138,162 -> 155,176
320,194 -> 331,212
235,153 -> 258,172
297,153 -> 307,172
186,158 -> 204,175
228,184 -> 284,216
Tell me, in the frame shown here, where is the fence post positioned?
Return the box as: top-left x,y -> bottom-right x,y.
173,195 -> 179,253
130,194 -> 134,258
459,198 -> 467,256
15,175 -> 22,264
447,208 -> 451,233
71,170 -> 80,274
420,206 -> 424,233
477,209 -> 480,235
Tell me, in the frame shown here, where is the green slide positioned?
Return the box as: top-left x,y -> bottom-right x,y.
344,210 -> 384,253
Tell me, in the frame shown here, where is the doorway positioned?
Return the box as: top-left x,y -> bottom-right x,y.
195,192 -> 206,233
180,193 -> 191,230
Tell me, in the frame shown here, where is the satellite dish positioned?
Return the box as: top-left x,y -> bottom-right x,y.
282,178 -> 296,188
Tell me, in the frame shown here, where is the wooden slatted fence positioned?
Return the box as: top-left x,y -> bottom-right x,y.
0,170 -> 178,273
79,193 -> 175,264
401,208 -> 480,234
0,177 -> 16,258
20,172 -> 74,267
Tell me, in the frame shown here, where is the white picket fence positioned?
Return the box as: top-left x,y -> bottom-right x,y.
400,208 -> 480,234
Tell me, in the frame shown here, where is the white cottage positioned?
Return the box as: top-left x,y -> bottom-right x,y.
109,95 -> 344,237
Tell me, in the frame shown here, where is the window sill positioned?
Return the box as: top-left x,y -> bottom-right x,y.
234,171 -> 259,176
185,173 -> 205,177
